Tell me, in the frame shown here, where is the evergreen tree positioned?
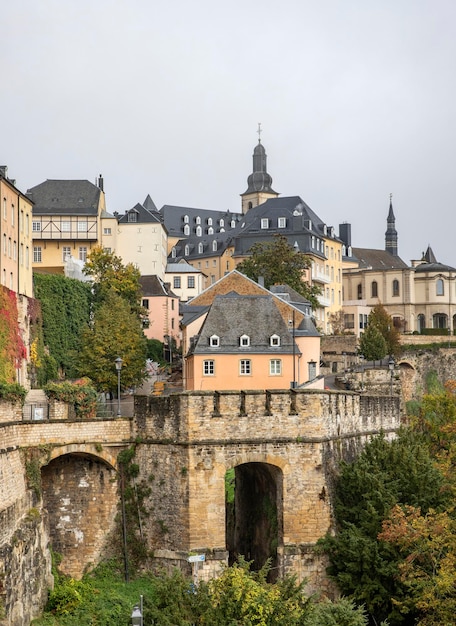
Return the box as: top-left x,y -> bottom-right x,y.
359,323 -> 388,362
368,303 -> 401,357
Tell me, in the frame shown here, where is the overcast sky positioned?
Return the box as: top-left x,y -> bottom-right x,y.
3,0 -> 456,265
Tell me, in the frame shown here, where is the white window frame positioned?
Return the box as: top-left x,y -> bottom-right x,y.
278,217 -> 286,228
104,227 -> 112,235
261,218 -> 269,229
77,221 -> 88,232
270,359 -> 282,375
62,246 -> 71,261
270,334 -> 280,347
32,221 -> 41,232
239,359 -> 251,375
209,334 -> 220,347
61,221 -> 71,232
239,334 -> 250,347
203,360 -> 215,375
33,246 -> 42,263
79,246 -> 87,262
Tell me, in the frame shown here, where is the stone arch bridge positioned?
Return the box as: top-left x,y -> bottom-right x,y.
0,388 -> 400,625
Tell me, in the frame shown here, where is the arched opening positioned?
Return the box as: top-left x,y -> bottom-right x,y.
41,453 -> 118,578
433,313 -> 448,329
225,462 -> 283,582
417,313 -> 426,333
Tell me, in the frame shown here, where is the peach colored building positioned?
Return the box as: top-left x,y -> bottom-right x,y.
181,271 -> 321,391
140,275 -> 180,348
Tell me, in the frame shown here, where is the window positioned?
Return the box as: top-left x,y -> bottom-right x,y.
270,334 -> 280,347
79,247 -> 87,262
2,197 -> 6,219
203,360 -> 215,375
261,218 -> 269,229
2,234 -> 5,254
220,218 -> 225,228
436,278 -> 444,296
184,224 -> 190,236
207,218 -> 213,226
171,247 -> 177,258
185,245 -> 190,256
278,217 -> 286,228
270,359 -> 282,375
77,221 -> 88,232
198,242 -> 203,253
231,219 -> 236,228
372,281 -> 379,297
357,284 -> 362,299
127,212 -> 137,223
196,216 -> 201,225
13,241 -> 16,261
8,238 -> 11,257
212,240 -> 217,252
142,299 -> 149,309
209,335 -> 220,347
171,299 -> 175,310
196,226 -> 202,236
33,246 -> 42,263
392,279 -> 400,297
344,313 -> 354,329
208,227 -> 214,235
311,236 -> 315,248
61,221 -> 71,232
184,215 -> 189,223
239,359 -> 251,375
187,276 -> 195,289
239,334 -> 250,347
11,204 -> 14,226
20,243 -> 23,265
32,221 -> 41,232
104,227 -> 112,235
173,276 -> 181,289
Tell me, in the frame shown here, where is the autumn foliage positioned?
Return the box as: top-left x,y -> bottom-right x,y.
0,285 -> 26,383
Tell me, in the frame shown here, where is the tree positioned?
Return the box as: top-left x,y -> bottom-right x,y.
83,247 -> 144,316
236,234 -> 321,309
319,431 -> 448,625
358,323 -> 388,362
368,303 -> 401,357
77,291 -> 147,393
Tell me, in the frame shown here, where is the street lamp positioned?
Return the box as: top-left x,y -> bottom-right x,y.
131,602 -> 143,626
388,356 -> 395,396
115,357 -> 123,417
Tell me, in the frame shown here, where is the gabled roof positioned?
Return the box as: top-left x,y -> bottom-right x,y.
140,275 -> 177,297
118,202 -> 163,224
166,262 -> 204,274
27,179 -> 102,216
191,294 -> 297,355
352,247 -> 409,270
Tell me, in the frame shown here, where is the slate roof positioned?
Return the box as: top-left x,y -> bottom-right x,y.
269,284 -> 313,318
170,230 -> 235,261
180,304 -> 209,327
26,179 -> 102,216
118,201 -> 163,224
161,204 -> 242,237
414,246 -> 456,273
352,247 -> 409,270
139,275 -> 177,297
233,196 -> 340,258
166,262 -> 205,274
190,293 -> 298,355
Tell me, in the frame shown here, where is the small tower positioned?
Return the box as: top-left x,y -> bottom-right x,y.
385,194 -> 398,256
240,124 -> 278,214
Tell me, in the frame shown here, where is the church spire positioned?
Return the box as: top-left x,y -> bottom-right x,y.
385,193 -> 398,256
241,125 -> 278,214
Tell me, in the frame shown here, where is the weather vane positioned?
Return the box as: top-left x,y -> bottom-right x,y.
257,122 -> 262,143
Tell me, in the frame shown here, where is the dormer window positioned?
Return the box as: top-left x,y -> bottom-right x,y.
231,220 -> 236,228
198,242 -> 203,254
207,217 -> 213,226
219,218 -> 225,228
239,334 -> 250,347
128,212 -> 137,223
195,216 -> 201,225
184,244 -> 190,256
270,334 -> 280,347
209,334 -> 220,347
184,224 -> 190,236
196,225 -> 202,236
184,215 -> 189,223
171,246 -> 177,258
323,224 -> 327,235
278,217 -> 286,228
212,240 -> 217,252
208,227 -> 214,235
261,218 -> 269,229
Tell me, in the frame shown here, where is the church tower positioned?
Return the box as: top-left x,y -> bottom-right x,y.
241,125 -> 278,214
385,195 -> 398,256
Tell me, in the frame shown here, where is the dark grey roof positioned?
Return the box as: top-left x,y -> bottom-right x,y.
140,275 -> 176,297
242,141 -> 277,195
170,231 -> 234,260
160,204 -> 242,237
233,196 -> 340,258
180,303 -> 209,327
27,179 -> 102,216
269,284 -> 313,318
143,194 -> 158,212
352,247 -> 409,270
118,202 -> 163,224
191,293 -> 298,355
414,247 -> 456,273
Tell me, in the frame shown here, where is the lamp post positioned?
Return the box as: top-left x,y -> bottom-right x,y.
115,357 -> 123,417
359,354 -> 364,391
388,355 -> 395,396
131,600 -> 143,626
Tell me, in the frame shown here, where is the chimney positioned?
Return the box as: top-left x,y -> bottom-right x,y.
0,166 -> 7,179
339,223 -> 352,248
98,174 -> 104,191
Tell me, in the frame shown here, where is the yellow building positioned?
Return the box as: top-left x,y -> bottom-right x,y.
27,176 -> 108,274
0,167 -> 33,297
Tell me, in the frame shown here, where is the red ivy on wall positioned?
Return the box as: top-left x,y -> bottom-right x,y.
0,286 -> 27,383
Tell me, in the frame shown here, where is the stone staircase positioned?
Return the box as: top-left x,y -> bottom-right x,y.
23,389 -> 49,420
